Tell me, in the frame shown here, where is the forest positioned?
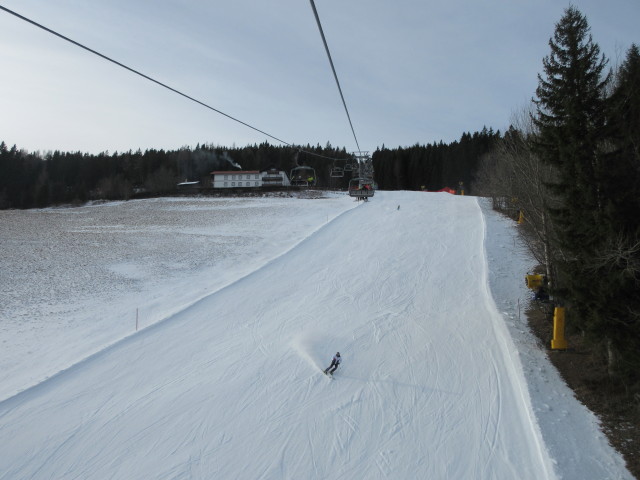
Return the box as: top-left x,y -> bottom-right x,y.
0,128 -> 497,209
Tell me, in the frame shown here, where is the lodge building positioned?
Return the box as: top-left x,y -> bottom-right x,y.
210,169 -> 290,189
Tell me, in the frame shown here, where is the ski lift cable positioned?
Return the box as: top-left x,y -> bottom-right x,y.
308,0 -> 362,155
0,5 -> 351,163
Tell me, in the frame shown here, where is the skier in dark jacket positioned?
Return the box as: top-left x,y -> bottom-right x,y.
324,352 -> 341,375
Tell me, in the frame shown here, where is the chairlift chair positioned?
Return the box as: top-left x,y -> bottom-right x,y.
290,166 -> 317,187
330,166 -> 344,178
348,177 -> 374,200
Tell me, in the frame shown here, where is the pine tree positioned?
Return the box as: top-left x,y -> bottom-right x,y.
533,6 -> 609,216
533,7 -> 612,349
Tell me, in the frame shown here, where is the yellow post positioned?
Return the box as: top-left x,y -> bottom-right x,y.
551,307 -> 568,350
518,210 -> 524,224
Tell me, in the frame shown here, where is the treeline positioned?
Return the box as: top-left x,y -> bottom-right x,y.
0,142 -> 351,209
0,127 -> 498,209
371,128 -> 499,191
474,8 -> 640,388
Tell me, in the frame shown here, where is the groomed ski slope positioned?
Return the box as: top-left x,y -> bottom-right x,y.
0,192 -> 563,478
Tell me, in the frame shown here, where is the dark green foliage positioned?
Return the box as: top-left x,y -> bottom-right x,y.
0,141 -> 352,208
596,44 -> 640,382
0,142 -> 45,209
533,6 -> 609,240
533,7 -> 640,383
604,44 -> 640,233
372,127 -> 499,192
0,127 -> 497,209
533,6 -> 609,296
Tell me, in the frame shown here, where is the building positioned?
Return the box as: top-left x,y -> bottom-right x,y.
261,168 -> 290,187
211,171 -> 261,189
211,169 -> 291,189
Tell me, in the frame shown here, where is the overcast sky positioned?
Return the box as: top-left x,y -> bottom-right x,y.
1,0 -> 638,155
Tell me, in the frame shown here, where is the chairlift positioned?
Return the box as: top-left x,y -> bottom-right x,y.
290,166 -> 317,187
330,166 -> 344,178
348,177 -> 374,200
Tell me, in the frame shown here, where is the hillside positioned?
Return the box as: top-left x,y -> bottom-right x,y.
0,192 -> 632,479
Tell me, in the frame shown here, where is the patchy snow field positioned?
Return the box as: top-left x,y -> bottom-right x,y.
0,194 -> 356,399
0,191 -> 633,479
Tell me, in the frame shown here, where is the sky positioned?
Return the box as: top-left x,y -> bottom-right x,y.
1,0 -> 638,155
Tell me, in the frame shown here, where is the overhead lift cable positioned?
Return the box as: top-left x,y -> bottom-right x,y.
308,0 -> 362,155
0,5 -> 349,163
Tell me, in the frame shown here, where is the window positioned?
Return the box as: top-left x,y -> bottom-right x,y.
231,182 -> 235,186
224,182 -> 227,187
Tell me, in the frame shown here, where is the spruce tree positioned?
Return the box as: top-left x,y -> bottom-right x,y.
533,7 -> 612,353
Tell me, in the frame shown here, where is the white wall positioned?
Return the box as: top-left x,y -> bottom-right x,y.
212,172 -> 262,189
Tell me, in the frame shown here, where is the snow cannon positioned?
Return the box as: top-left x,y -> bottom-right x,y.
525,274 -> 544,290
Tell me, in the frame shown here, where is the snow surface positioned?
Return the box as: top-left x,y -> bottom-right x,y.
0,192 -> 633,479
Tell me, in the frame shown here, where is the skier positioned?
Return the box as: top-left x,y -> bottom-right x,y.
323,352 -> 341,376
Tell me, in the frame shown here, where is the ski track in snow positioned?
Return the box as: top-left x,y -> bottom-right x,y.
0,195 -> 354,401
0,192 -> 633,479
